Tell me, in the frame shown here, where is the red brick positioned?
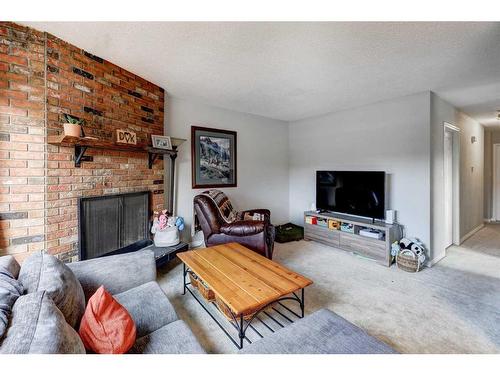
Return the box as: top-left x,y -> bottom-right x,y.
0,141 -> 28,151
10,99 -> 44,110
0,89 -> 28,100
48,185 -> 71,192
0,53 -> 28,66
10,168 -> 45,177
10,133 -> 44,143
0,106 -> 27,116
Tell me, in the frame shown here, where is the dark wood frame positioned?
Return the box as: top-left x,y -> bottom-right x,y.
191,126 -> 237,189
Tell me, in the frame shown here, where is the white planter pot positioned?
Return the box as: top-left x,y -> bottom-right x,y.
154,226 -> 180,247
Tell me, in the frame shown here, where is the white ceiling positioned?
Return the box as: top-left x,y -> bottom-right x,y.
24,22 -> 500,124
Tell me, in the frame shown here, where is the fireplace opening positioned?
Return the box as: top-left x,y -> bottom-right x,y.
78,191 -> 152,260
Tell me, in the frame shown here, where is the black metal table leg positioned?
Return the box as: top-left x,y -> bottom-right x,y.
238,315 -> 244,349
301,288 -> 305,318
182,263 -> 187,295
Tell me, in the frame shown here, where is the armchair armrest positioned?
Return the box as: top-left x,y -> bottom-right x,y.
67,250 -> 156,301
240,209 -> 271,222
220,220 -> 265,236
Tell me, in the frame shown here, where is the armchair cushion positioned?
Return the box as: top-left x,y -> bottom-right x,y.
220,220 -> 265,236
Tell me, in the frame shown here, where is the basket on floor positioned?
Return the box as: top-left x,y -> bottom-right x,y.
396,249 -> 421,272
189,271 -> 215,301
214,296 -> 262,321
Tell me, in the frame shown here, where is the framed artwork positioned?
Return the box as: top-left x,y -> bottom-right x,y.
151,135 -> 172,150
191,126 -> 237,188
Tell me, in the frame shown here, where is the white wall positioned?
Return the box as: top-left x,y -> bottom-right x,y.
430,93 -> 484,263
165,96 -> 290,241
288,92 -> 432,249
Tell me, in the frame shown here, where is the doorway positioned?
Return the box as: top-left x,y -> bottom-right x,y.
444,122 -> 460,249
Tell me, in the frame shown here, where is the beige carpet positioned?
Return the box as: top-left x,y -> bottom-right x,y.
157,226 -> 500,354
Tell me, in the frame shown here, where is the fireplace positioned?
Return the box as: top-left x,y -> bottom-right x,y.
78,191 -> 152,260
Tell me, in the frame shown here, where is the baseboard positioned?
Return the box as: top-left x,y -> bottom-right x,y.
460,223 -> 485,243
426,252 -> 446,267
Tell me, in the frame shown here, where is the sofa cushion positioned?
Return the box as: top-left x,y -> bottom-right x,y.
129,320 -> 205,354
240,308 -> 397,354
0,259 -> 23,340
0,255 -> 21,279
79,286 -> 136,354
0,291 -> 85,354
18,251 -> 85,329
113,281 -> 178,338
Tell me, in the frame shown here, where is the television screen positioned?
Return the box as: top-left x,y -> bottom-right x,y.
316,171 -> 386,220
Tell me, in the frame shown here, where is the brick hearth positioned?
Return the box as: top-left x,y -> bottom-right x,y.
0,22 -> 166,262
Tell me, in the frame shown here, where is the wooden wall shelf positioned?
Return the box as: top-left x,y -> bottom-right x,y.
47,134 -> 186,168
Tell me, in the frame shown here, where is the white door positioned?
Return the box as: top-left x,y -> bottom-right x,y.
444,129 -> 453,248
494,144 -> 500,220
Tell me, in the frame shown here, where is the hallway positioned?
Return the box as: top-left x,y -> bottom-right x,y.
453,224 -> 500,260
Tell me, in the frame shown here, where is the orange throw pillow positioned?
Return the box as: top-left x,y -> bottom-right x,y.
78,286 -> 136,354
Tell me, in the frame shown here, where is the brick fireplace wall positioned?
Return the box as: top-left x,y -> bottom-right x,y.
0,22 -> 166,262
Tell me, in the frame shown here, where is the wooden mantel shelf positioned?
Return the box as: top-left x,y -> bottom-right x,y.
47,134 -> 186,168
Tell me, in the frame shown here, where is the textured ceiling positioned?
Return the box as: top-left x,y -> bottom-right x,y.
24,22 -> 500,124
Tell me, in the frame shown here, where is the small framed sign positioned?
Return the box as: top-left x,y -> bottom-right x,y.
115,129 -> 137,145
151,135 -> 172,150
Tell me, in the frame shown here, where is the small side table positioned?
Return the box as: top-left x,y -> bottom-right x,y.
142,242 -> 189,267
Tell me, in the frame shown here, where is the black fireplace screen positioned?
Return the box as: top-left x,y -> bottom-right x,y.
78,191 -> 150,260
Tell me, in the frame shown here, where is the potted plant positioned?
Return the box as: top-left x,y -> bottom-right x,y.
63,114 -> 83,137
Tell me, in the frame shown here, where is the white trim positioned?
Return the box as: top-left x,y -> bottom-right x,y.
444,122 -> 460,132
443,122 -> 461,248
460,223 -> 485,243
427,252 -> 446,267
493,143 -> 500,221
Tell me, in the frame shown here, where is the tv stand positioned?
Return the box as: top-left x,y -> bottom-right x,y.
304,211 -> 401,267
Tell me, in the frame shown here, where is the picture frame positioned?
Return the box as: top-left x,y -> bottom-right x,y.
151,135 -> 172,150
191,126 -> 237,189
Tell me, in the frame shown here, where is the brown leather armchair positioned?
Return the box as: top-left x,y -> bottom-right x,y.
193,194 -> 275,259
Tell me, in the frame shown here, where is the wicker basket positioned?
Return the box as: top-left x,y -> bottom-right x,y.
396,249 -> 421,272
189,271 -> 215,302
214,296 -> 261,321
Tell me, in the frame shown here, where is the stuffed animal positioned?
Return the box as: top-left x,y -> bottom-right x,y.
175,217 -> 185,231
151,210 -> 185,234
399,237 -> 427,265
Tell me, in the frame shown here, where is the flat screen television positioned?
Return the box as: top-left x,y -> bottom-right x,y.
316,171 -> 386,220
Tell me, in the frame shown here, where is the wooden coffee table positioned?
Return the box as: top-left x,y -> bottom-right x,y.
177,242 -> 313,349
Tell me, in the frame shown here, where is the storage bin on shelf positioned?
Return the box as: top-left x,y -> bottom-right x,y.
188,271 -> 215,301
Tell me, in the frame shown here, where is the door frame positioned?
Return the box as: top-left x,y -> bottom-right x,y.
492,143 -> 500,221
443,122 -> 461,247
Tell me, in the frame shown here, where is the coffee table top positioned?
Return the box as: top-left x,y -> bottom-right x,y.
177,242 -> 313,316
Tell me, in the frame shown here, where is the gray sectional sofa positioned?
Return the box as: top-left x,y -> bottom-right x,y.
0,249 -> 396,354
0,250 -> 204,354
240,308 -> 396,354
